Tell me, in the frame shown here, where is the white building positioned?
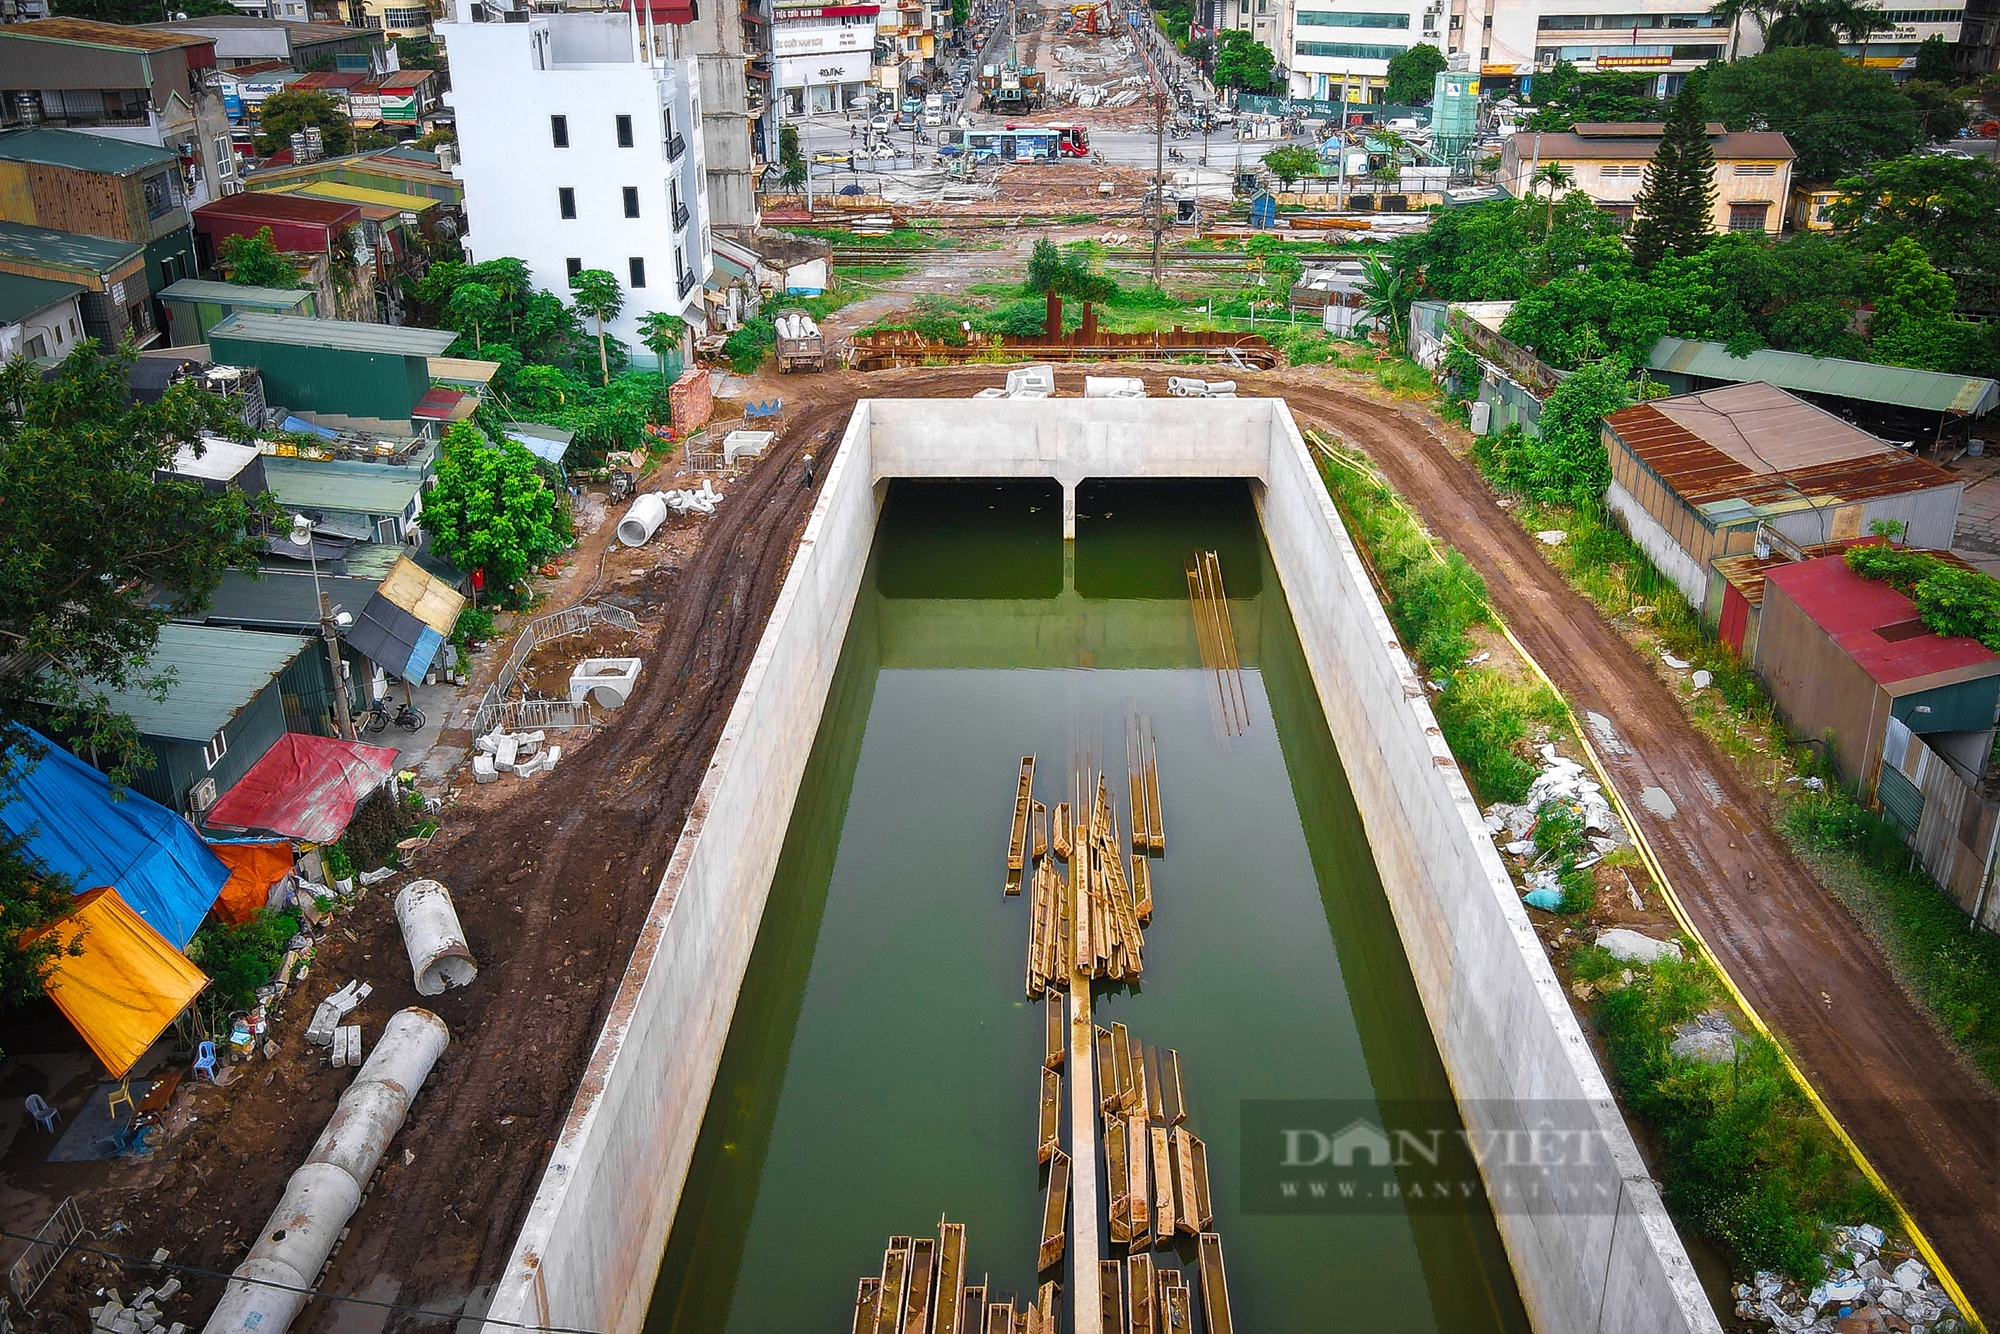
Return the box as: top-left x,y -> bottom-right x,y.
438,3 -> 714,355
773,0 -> 882,115
0,271 -> 84,363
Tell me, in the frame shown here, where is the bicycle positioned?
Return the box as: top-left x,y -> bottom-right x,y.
361,701 -> 426,734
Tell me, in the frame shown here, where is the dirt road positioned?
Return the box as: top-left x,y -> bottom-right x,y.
1266,372 -> 2000,1323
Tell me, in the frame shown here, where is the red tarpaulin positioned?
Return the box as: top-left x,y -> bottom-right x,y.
202,733 -> 400,845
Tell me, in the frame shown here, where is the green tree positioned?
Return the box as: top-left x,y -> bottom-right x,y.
1385,43 -> 1448,105
1358,250 -> 1415,344
1827,153 -> 2000,270
217,226 -> 304,289
1764,0 -> 1895,48
1869,236 -> 1961,370
1530,161 -> 1575,236
1704,231 -> 1871,358
254,89 -> 355,158
444,282 -> 502,352
424,423 -> 561,594
1712,0 -> 1784,60
568,269 -> 624,386
1628,82 -> 1717,273
1913,33 -> 1957,81
1026,236 -> 1066,293
1262,145 -> 1320,190
1525,61 -> 1662,131
1213,31 -> 1276,92
1704,48 -> 1919,183
637,311 -> 689,373
1901,79 -> 1969,142
1523,357 -> 1632,502
0,345 -> 265,1013
396,36 -> 442,69
952,0 -> 968,24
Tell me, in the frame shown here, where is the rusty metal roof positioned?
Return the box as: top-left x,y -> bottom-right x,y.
0,17 -> 212,50
1605,382 -> 1957,519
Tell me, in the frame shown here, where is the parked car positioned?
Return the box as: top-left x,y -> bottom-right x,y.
870,114 -> 892,132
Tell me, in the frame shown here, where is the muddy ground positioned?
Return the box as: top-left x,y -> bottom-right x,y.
9,364 -> 1996,1329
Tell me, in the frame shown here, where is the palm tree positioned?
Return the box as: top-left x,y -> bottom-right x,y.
1712,0 -> 1780,60
1531,161 -> 1575,236
1358,251 -> 1412,346
636,311 -> 688,375
568,269 -> 624,387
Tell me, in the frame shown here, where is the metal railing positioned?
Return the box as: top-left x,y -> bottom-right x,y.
673,200 -> 691,230
469,601 -> 642,737
665,131 -> 687,162
677,268 -> 698,300
8,1196 -> 85,1306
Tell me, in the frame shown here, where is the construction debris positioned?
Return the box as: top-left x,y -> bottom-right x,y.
1732,1225 -> 1961,1332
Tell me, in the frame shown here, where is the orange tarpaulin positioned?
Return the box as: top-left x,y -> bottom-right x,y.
206,840 -> 294,925
34,888 -> 208,1078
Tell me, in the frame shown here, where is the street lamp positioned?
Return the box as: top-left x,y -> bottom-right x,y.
290,513 -> 357,741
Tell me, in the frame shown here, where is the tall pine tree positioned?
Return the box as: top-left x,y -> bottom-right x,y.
1628,82 -> 1717,273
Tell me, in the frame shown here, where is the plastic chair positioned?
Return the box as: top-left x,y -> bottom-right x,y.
104,1076 -> 135,1122
24,1094 -> 58,1132
192,1041 -> 217,1083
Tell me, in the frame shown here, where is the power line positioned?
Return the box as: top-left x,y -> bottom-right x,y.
0,1228 -> 603,1334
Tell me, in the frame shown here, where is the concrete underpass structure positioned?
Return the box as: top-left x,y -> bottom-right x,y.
479,398 -> 1721,1334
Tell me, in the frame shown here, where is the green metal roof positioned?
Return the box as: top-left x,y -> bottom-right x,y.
0,270 -> 82,321
0,220 -> 142,273
90,622 -> 309,743
0,126 -> 177,176
208,311 -> 455,358
159,278 -> 314,311
264,456 -> 425,515
1649,336 -> 2000,416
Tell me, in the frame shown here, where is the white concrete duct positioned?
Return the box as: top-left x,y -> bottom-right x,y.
203,1009 -> 448,1334
394,879 -> 478,996
617,492 -> 669,546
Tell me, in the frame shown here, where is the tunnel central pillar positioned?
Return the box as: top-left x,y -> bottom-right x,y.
1062,481 -> 1077,540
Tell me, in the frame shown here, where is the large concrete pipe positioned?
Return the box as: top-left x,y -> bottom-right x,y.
393,879 -> 477,996
203,1008 -> 449,1334
617,492 -> 668,546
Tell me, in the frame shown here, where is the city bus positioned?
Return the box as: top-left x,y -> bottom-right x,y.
965,128 -> 1062,162
1002,122 -> 1091,156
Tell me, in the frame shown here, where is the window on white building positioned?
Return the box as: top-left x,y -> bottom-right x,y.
624,186 -> 641,217
616,114 -> 635,147
559,186 -> 576,218
566,256 -> 583,281
551,114 -> 570,147
630,256 -> 647,288
215,134 -> 235,178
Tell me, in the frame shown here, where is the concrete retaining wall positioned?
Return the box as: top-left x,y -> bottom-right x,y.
480,398 -> 1717,1334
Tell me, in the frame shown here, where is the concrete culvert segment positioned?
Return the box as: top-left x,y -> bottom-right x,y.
394,878 -> 478,996
618,492 -> 668,546
203,1008 -> 448,1334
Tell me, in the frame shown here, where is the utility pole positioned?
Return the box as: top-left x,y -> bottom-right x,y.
320,590 -> 355,741
1152,87 -> 1166,287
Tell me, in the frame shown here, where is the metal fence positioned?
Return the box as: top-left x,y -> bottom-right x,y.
8,1197 -> 84,1307
469,601 -> 644,737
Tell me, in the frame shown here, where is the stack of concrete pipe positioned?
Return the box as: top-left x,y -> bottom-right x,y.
201,1009 -> 449,1334
616,480 -> 725,545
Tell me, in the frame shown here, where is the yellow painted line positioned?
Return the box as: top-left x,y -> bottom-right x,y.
1306,430 -> 1985,1331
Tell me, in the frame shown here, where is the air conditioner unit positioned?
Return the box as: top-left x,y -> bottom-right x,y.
189,776 -> 218,814
1537,51 -> 1557,68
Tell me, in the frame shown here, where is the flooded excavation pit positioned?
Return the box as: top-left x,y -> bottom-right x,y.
644,479 -> 1525,1334
482,401 -> 1714,1334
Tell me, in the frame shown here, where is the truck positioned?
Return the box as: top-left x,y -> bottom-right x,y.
774,309 -> 827,373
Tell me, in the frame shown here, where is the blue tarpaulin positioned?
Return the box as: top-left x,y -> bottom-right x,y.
1,737 -> 229,950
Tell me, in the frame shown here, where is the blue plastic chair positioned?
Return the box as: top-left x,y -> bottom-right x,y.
192,1041 -> 217,1082
24,1094 -> 58,1132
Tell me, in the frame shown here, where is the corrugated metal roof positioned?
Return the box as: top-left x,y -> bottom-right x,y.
209,311 -> 455,357
264,456 -> 425,514
90,623 -> 309,742
280,179 -> 440,213
197,191 -> 363,226
1766,554 -> 2000,687
1650,336 -> 2000,416
0,270 -> 82,321
159,278 -> 314,310
193,567 -> 383,631
0,126 -> 177,176
1514,129 -> 1793,161
0,220 -> 142,272
2,17 -> 211,50
1605,382 -> 1957,515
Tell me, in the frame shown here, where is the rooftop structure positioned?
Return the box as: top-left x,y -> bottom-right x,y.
1602,382 -> 1963,613
1499,123 -> 1795,237
0,219 -> 154,347
148,15 -> 386,70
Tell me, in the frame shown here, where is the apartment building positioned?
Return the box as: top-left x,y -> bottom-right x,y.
439,2 -> 714,352
683,0 -> 769,231
774,0 -> 882,113
0,20 -> 237,209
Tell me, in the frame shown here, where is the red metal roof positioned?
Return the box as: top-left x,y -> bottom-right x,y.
201,732 -> 400,844
197,191 -> 364,227
412,386 -> 470,420
376,69 -> 435,90
1764,554 -> 2000,687
294,70 -> 366,90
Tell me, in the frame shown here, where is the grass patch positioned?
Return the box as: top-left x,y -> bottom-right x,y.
777,225 -> 954,249
1785,794 -> 2000,1086
1316,445 -> 1564,805
833,262 -> 914,281
1573,947 -> 1895,1280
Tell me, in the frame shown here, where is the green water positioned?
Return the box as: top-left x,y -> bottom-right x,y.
644,481 -> 1528,1334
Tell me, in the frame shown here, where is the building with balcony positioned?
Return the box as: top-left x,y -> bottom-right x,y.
0,219 -> 156,347
685,0 -> 767,231
0,20 -> 236,210
438,2 -> 714,351
348,0 -> 440,39
774,0 -> 881,114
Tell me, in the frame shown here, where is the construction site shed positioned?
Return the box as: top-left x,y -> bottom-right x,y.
1603,382 -> 1962,615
